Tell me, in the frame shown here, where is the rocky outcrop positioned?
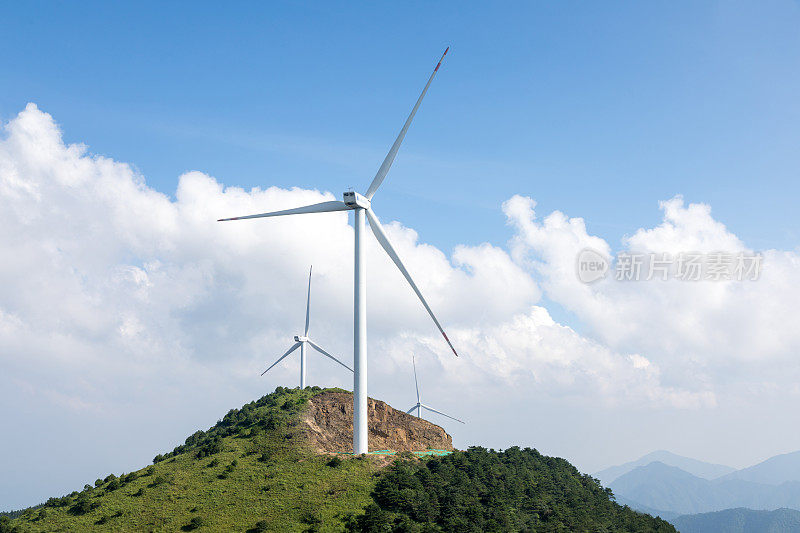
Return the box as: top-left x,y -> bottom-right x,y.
299,391 -> 453,453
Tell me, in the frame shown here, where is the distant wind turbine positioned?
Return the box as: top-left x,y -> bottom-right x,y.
219,48 -> 458,454
261,266 -> 352,388
407,355 -> 464,424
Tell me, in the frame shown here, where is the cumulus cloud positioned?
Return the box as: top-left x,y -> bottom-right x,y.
0,103 -> 692,414
504,193 -> 800,394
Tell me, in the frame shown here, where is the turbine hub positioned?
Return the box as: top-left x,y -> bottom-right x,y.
343,191 -> 370,209
294,335 -> 309,342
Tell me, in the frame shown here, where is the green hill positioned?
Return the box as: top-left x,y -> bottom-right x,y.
2,387 -> 675,532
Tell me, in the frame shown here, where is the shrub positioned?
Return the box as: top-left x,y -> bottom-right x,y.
68,495 -> 100,515
326,457 -> 343,468
207,458 -> 219,468
251,520 -> 270,532
44,496 -> 70,508
183,516 -> 206,530
153,454 -> 165,463
94,478 -> 103,487
301,511 -> 322,525
0,516 -> 20,533
145,466 -> 155,476
195,436 -> 223,459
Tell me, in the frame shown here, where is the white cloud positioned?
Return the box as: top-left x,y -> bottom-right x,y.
0,103 -> 669,412
504,192 -> 800,393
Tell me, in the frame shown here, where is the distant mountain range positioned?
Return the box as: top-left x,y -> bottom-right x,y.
718,451 -> 800,486
594,450 -> 734,485
597,449 -> 800,529
610,461 -> 800,515
672,508 -> 800,533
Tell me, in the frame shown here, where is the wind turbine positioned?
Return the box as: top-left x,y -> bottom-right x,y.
407,355 -> 464,424
218,48 -> 458,454
261,266 -> 352,388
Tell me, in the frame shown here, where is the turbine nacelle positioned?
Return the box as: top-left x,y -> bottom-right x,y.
343,191 -> 371,209
294,335 -> 309,342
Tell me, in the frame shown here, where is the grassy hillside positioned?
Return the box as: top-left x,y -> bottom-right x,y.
4,386 -> 675,532
3,387 -> 378,532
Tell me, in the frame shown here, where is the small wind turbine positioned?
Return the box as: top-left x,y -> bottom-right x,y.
219,48 -> 458,454
261,266 -> 352,388
407,356 -> 464,424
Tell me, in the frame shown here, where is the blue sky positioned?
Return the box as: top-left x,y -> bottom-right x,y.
3,1 -> 799,254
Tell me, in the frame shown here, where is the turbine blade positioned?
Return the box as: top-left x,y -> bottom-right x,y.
364,47 -> 449,200
413,355 -> 420,403
366,208 -> 458,357
261,342 -> 302,376
305,265 -> 312,336
421,403 -> 465,424
307,340 -> 353,372
218,200 -> 351,222
406,405 -> 420,415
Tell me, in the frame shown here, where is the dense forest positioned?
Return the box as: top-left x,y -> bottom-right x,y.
347,447 -> 676,532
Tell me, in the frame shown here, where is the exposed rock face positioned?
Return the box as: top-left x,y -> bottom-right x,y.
299,391 -> 453,453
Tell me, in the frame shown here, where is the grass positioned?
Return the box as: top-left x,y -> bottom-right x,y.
7,387 -> 380,532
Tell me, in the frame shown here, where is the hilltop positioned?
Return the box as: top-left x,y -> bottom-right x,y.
3,387 -> 675,532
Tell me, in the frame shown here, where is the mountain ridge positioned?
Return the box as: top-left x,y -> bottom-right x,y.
610,461 -> 800,515
717,450 -> 800,486
672,507 -> 800,533
595,450 -> 734,485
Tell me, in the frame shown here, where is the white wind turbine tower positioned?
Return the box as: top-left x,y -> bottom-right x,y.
218,48 -> 458,454
261,266 -> 353,388
407,355 -> 464,424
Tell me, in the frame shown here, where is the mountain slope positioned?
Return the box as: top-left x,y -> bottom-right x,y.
610,462 -> 800,515
672,507 -> 800,533
595,451 -> 734,485
610,462 -> 715,515
4,387 -> 382,532
718,451 -> 800,486
5,386 -> 675,532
